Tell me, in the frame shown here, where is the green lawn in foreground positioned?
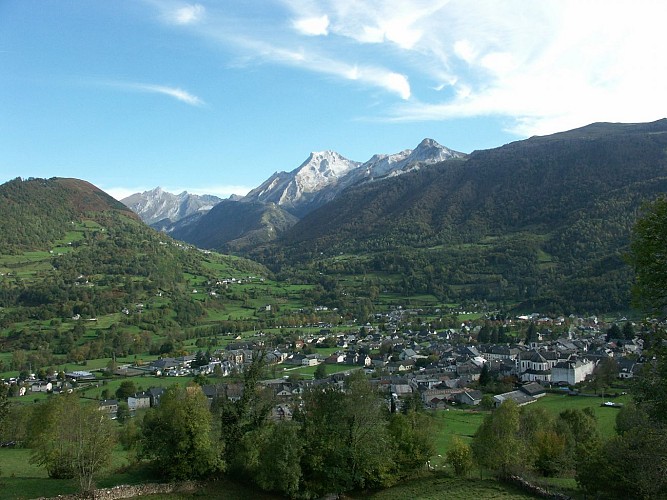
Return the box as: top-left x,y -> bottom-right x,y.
0,447 -> 155,500
431,409 -> 487,466
534,392 -> 630,437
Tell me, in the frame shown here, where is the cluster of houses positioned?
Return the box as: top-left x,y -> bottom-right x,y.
3,311 -> 650,422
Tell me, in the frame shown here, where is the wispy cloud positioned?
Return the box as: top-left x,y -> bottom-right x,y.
132,83 -> 205,106
97,80 -> 204,106
145,1 -> 205,25
144,0 -> 667,136
146,0 -> 412,100
353,0 -> 667,136
169,4 -> 205,25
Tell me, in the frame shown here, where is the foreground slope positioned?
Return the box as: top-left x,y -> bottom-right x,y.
252,120 -> 667,312
0,177 -> 270,361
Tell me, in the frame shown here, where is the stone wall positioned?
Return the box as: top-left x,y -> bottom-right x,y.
33,481 -> 201,500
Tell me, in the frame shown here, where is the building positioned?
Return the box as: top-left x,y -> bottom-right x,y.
551,358 -> 596,385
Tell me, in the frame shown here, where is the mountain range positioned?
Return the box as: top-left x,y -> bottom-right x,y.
5,119 -> 667,313
122,187 -> 223,226
255,119 -> 667,312
123,138 -> 465,249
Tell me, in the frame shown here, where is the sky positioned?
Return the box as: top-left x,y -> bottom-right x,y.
2,0 -> 667,200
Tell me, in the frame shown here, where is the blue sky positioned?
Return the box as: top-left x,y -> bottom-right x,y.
2,1 -> 666,200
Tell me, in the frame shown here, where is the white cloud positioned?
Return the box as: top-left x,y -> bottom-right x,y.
98,80 -> 204,106
135,84 -> 205,106
350,0 -> 667,136
146,0 -> 667,136
164,3 -> 205,25
293,15 -> 329,36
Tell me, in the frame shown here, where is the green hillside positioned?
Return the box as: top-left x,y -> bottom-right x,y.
249,120 -> 667,313
0,177 -> 296,376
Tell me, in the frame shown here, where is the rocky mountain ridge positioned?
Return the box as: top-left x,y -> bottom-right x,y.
121,187 -> 222,225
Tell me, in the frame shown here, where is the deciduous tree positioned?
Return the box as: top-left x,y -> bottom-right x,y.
447,436 -> 474,477
141,384 -> 221,480
29,394 -> 115,493
471,400 -> 525,477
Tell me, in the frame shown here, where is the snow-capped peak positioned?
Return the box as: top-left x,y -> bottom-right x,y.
243,138 -> 465,214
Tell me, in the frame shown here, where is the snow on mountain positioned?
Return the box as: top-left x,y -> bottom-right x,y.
244,151 -> 361,208
243,139 -> 465,215
356,138 -> 466,181
121,187 -> 223,225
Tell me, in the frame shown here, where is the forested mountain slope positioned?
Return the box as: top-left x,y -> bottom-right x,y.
0,177 -> 269,361
0,177 -> 136,254
169,199 -> 299,252
250,120 -> 667,313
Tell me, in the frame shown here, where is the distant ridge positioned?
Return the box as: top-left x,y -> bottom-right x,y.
121,187 -> 223,225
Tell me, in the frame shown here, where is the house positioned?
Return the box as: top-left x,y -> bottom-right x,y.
150,358 -> 179,375
493,390 -> 536,407
301,354 -> 321,367
325,352 -> 346,364
201,384 -> 226,404
284,353 -> 306,366
519,382 -> 547,398
617,358 -> 642,379
65,370 -> 96,382
99,399 -> 119,418
30,381 -> 52,393
483,345 -> 520,362
270,404 -> 293,421
399,348 -> 419,361
518,351 -> 556,382
148,387 -> 165,407
454,389 -> 484,406
551,358 -> 596,385
128,391 -> 151,411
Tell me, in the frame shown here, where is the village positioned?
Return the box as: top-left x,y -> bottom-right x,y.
2,308 -> 646,425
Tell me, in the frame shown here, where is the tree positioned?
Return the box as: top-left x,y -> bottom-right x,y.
477,325 -> 491,344
115,380 -> 137,400
116,401 -> 130,424
591,357 -> 619,396
140,385 -> 221,480
478,363 -> 491,387
388,408 -> 435,481
471,400 -> 525,477
298,373 -> 393,496
605,323 -> 621,341
525,322 -> 538,343
0,384 -> 9,429
446,436 -> 474,477
479,394 -> 495,411
252,421 -> 304,497
631,356 -> 667,426
313,362 -> 327,380
628,196 -> 667,315
29,394 -> 115,493
217,353 -> 274,473
622,321 -> 635,340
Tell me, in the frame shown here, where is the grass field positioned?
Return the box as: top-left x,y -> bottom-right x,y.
534,392 -> 630,437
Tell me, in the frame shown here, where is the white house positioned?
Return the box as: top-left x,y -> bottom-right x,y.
551,358 -> 596,385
